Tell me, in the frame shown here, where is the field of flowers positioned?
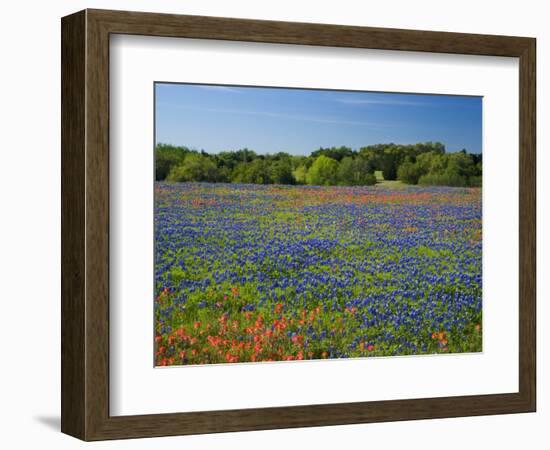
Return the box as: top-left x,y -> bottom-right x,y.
154,182 -> 482,366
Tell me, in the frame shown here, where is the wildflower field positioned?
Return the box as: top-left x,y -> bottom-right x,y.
154,182 -> 482,366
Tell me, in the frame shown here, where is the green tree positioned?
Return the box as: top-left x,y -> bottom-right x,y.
292,165 -> 308,185
270,158 -> 295,184
418,172 -> 468,187
156,141 -> 480,188
311,146 -> 354,162
337,157 -> 376,185
231,159 -> 272,184
397,161 -> 421,185
306,155 -> 339,186
446,151 -> 477,178
155,144 -> 189,180
166,153 -> 220,182
290,155 -> 309,170
337,157 -> 355,185
380,146 -> 402,180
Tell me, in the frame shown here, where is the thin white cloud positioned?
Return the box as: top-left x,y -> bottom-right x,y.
196,85 -> 242,93
335,96 -> 426,106
157,102 -> 388,128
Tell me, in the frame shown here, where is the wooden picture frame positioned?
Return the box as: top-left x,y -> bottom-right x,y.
61,8 -> 536,441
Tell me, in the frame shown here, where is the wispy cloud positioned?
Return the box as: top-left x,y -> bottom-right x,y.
334,96 -> 427,107
157,102 -> 389,128
196,85 -> 242,93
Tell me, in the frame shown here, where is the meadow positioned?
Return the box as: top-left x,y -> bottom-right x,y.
154,182 -> 482,366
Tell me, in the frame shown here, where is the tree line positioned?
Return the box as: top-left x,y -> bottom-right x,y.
155,142 -> 482,187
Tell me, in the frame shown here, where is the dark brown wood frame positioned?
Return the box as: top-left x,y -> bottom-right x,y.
61,8 -> 536,441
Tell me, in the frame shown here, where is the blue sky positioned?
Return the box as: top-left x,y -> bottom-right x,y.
155,83 -> 482,155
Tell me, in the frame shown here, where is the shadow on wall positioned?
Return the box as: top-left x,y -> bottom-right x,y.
34,416 -> 60,431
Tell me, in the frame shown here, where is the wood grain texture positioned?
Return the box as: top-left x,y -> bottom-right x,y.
518,39 -> 536,410
84,10 -> 111,439
61,8 -> 537,441
61,10 -> 86,439
89,8 -> 532,56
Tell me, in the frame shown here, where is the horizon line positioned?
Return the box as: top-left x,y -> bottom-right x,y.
155,141 -> 482,156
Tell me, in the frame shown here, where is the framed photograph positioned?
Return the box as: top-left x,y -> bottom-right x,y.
61,9 -> 536,440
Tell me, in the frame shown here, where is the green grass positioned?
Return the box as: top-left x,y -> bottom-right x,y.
374,171 -> 406,189
377,179 -> 406,188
